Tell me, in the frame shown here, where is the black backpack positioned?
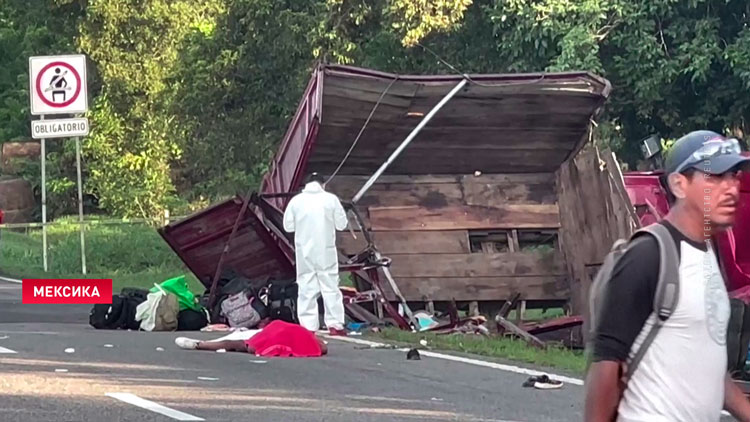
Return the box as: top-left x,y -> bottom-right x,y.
177,308 -> 210,331
89,295 -> 125,329
267,279 -> 298,324
89,289 -> 149,330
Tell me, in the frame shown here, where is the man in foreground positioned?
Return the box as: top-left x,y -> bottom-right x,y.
585,130 -> 750,421
283,173 -> 349,335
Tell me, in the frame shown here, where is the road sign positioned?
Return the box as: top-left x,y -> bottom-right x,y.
31,117 -> 89,139
29,55 -> 88,115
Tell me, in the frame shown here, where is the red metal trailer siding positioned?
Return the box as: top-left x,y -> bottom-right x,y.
624,159 -> 750,292
158,196 -> 295,289
260,67 -> 323,209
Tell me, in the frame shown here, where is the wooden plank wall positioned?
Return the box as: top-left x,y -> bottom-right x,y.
327,173 -> 569,302
555,146 -> 638,317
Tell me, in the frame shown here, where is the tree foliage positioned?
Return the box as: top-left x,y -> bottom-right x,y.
77,0 -> 223,219
1,0 -> 749,218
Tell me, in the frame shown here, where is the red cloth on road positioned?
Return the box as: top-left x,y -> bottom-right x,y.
244,320 -> 323,357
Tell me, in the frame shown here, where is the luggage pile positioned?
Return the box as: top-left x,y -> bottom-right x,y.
203,271 -> 300,328
89,272 -> 300,332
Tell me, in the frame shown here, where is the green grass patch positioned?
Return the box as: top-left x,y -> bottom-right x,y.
368,328 -> 586,375
0,218 -> 203,294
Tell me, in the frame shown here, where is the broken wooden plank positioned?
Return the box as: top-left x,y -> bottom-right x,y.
495,315 -> 546,348
522,315 -> 583,335
337,230 -> 471,255
369,205 -> 561,231
498,293 -> 522,318
387,252 -> 566,278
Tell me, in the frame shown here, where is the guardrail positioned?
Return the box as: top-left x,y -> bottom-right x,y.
0,216 -> 187,230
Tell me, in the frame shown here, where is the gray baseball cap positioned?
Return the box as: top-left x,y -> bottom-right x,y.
665,130 -> 750,175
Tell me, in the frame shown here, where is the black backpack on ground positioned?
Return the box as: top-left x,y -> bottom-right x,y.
177,308 -> 210,331
267,278 -> 298,324
89,288 -> 148,330
89,295 -> 126,329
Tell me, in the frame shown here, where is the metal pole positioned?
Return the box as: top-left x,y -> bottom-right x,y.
75,135 -> 86,274
353,78 -> 468,203
40,115 -> 48,272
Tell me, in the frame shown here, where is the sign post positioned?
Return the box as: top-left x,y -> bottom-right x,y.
29,55 -> 89,274
75,132 -> 86,274
40,115 -> 48,272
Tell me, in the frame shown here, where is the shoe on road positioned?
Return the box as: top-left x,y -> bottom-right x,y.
175,337 -> 200,350
328,327 -> 348,337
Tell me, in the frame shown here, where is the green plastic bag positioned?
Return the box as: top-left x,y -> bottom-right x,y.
150,275 -> 200,312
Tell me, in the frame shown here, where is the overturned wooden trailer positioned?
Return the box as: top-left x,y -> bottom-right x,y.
159,64 -> 634,328
255,64 -> 632,316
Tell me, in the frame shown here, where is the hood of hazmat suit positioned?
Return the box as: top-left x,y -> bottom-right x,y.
282,181 -> 348,331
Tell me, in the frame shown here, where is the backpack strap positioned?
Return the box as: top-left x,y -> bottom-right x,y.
624,223 -> 680,380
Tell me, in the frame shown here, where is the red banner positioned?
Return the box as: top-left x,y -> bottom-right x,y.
22,279 -> 113,304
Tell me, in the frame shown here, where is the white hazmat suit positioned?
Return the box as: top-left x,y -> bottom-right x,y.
283,180 -> 348,331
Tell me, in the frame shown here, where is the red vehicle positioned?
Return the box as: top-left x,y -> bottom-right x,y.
623,152 -> 750,294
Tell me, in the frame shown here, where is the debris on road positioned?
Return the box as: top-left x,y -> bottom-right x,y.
103,344 -> 114,348
216,349 -> 226,353
155,347 -> 165,352
355,343 -> 398,350
197,376 -> 219,381
406,348 -> 421,360
0,335 -> 9,340
54,369 -> 68,373
522,374 -> 563,390
64,348 -> 75,354
249,360 -> 267,364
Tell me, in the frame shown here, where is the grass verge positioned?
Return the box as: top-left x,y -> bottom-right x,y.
367,327 -> 587,375
0,217 -> 203,293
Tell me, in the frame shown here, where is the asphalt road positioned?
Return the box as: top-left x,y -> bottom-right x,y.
0,279 -> 588,422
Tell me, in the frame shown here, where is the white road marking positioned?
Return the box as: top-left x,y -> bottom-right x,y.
0,346 -> 18,354
106,393 -> 204,421
0,275 -> 22,284
326,336 -> 584,386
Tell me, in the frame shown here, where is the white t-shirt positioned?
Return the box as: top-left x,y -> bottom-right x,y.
592,221 -> 731,422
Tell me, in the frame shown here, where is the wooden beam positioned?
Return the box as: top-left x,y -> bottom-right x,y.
327,180 -> 465,207
463,179 -> 557,206
369,205 -> 561,231
379,275 -> 568,301
496,315 -> 546,348
511,229 -> 520,252
337,230 -> 471,255
329,173 -> 556,185
387,252 -> 566,278
469,301 -> 480,317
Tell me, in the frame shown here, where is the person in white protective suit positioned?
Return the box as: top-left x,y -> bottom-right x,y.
283,173 -> 349,336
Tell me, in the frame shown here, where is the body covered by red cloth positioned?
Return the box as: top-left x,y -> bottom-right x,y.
245,320 -> 323,357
